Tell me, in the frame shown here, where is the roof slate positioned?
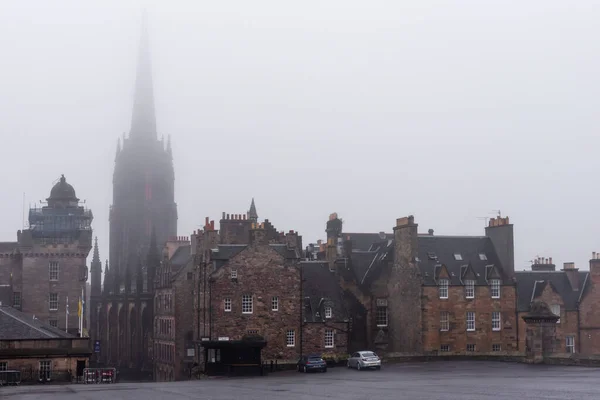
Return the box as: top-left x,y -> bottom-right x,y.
301,261 -> 349,322
0,306 -> 75,340
515,270 -> 589,312
344,232 -> 393,252
416,235 -> 507,286
345,234 -> 509,288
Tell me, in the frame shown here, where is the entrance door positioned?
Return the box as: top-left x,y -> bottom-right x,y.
76,360 -> 86,378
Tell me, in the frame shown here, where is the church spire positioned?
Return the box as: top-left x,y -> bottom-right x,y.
92,237 -> 100,264
248,198 -> 258,222
130,9 -> 157,140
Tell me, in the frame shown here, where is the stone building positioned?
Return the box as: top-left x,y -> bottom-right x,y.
153,236 -> 193,382
515,258 -> 586,354
90,13 -> 177,377
0,175 -> 93,335
0,304 -> 91,383
150,201 -> 351,380
325,213 -> 518,355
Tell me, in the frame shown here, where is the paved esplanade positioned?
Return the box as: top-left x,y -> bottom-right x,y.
3,362 -> 600,399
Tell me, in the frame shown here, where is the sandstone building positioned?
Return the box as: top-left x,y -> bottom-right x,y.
327,213 -> 517,355
0,304 -> 91,383
153,203 -> 350,380
0,175 -> 93,335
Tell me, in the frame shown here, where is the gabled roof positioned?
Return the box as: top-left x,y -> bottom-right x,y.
170,244 -> 191,274
515,270 -> 589,312
417,235 -> 507,286
211,243 -> 300,270
343,232 -> 393,252
342,233 -> 508,287
302,261 -> 349,322
0,306 -> 75,340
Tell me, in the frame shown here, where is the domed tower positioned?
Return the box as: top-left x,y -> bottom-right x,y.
18,174 -> 93,335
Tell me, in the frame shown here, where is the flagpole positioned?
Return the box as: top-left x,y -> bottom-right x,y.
65,296 -> 69,333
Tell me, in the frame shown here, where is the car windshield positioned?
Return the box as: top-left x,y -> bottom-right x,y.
308,357 -> 322,361
361,352 -> 377,357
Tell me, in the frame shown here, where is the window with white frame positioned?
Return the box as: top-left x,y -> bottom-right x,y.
0,362 -> 7,371
49,319 -> 58,328
440,311 -> 449,331
492,344 -> 501,352
492,311 -> 501,331
479,253 -> 487,261
440,344 -> 450,352
551,304 -> 561,323
272,297 -> 279,311
465,280 -> 475,299
325,306 -> 332,319
439,279 -> 449,299
242,294 -> 253,314
454,253 -> 463,261
49,293 -> 58,311
286,329 -> 295,347
490,279 -> 501,298
466,311 -> 475,331
49,261 -> 59,281
467,344 -> 476,352
223,298 -> 231,312
325,329 -> 334,348
566,336 -> 575,353
230,270 -> 237,279
376,299 -> 388,327
39,360 -> 51,381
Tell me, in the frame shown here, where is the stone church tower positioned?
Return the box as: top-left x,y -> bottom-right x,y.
91,12 -> 177,373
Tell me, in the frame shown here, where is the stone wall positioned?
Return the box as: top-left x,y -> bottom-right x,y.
210,244 -> 301,362
423,285 -> 518,353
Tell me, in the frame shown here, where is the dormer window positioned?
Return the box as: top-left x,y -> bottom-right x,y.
479,253 -> 487,261
325,306 -> 332,319
230,270 -> 237,279
439,279 -> 449,299
454,253 -> 463,261
427,252 -> 437,260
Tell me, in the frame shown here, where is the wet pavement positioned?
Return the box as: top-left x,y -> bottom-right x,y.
2,361 -> 600,399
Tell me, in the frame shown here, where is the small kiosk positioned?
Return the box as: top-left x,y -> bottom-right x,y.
202,335 -> 267,376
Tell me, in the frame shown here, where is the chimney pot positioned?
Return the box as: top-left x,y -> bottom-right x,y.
226,214 -> 230,220
549,257 -> 553,264
428,229 -> 434,236
222,212 -> 225,219
594,252 -> 597,260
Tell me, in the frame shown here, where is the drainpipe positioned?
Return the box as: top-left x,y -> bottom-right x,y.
299,263 -> 303,358
577,302 -> 581,354
514,278 -> 519,352
208,279 -> 212,340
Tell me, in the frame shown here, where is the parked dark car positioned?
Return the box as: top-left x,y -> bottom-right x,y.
297,354 -> 327,373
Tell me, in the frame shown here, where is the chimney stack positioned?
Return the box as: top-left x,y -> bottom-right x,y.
562,262 -> 580,290
485,215 -> 514,278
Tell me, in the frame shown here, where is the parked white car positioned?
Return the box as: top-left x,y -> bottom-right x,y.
347,351 -> 382,370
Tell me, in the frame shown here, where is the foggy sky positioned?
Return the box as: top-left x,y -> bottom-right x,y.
1,0 -> 599,274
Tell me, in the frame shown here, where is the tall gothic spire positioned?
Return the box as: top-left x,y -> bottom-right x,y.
130,9 -> 157,140
92,237 -> 100,264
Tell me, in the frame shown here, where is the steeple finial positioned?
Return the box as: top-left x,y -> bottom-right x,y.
130,9 -> 157,140
248,198 -> 258,222
92,237 -> 100,264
